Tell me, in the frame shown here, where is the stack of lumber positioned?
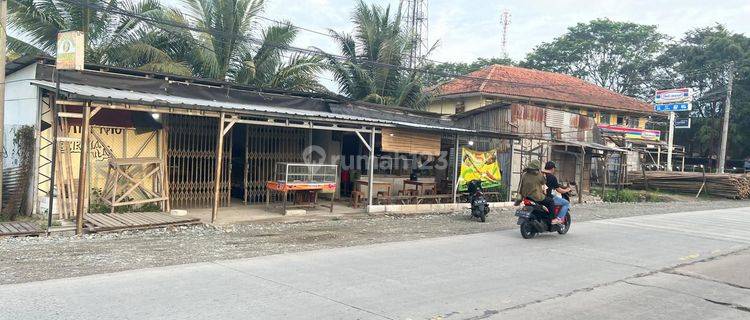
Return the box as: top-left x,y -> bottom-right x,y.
629,171 -> 750,199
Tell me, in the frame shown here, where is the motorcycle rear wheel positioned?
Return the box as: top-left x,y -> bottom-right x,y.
520,222 -> 536,239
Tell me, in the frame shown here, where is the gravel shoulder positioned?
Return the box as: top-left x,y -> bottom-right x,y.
2,199 -> 749,285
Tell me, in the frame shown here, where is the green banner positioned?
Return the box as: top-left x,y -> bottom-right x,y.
458,147 -> 502,191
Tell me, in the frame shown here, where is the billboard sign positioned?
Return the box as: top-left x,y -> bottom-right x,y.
655,88 -> 693,104
655,102 -> 692,112
56,31 -> 85,70
675,118 -> 691,129
597,124 -> 661,141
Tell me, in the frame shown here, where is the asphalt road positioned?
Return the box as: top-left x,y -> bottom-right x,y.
3,207 -> 750,320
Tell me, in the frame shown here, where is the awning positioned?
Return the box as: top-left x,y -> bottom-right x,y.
31,80 -> 477,134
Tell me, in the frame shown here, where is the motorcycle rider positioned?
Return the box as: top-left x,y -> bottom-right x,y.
542,161 -> 571,225
517,160 -> 554,211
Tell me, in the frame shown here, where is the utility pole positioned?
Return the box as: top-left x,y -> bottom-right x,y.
667,111 -> 675,171
717,62 -> 735,174
0,0 -> 7,209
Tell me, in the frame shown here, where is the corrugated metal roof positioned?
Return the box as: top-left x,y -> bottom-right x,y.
31,80 -> 474,133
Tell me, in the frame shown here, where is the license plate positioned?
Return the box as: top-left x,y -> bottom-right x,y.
515,209 -> 531,218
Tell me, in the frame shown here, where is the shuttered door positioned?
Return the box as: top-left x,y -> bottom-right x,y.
166,115 -> 232,208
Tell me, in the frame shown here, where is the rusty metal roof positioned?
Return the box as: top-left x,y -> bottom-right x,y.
32,80 -> 480,134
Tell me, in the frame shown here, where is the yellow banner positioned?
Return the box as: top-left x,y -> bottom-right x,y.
458,147 -> 501,191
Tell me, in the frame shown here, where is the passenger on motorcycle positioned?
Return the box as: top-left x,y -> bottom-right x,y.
542,161 -> 571,225
517,160 -> 554,211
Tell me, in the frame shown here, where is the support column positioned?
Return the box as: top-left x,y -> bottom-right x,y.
367,127 -> 375,208
75,102 -> 91,235
47,95 -> 58,231
667,111 -> 675,172
578,147 -> 585,204
508,139 -> 515,201
452,134 -> 459,203
211,112 -> 226,223
657,146 -> 662,169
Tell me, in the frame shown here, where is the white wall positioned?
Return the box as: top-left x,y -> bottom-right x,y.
4,64 -> 39,169
5,64 -> 39,127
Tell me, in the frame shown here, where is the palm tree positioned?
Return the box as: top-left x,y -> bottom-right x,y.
161,0 -> 324,92
322,0 -> 433,109
8,0 -> 191,75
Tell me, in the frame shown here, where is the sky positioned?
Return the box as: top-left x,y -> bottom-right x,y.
257,0 -> 750,62
165,0 -> 750,91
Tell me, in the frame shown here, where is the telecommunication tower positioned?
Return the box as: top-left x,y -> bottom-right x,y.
500,10 -> 511,59
401,0 -> 429,68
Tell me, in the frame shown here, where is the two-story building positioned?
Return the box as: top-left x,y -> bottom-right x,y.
428,64 -> 663,199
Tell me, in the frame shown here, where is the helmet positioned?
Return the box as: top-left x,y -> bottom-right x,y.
527,160 -> 541,170
544,161 -> 557,170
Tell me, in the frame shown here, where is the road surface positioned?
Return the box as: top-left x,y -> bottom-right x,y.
2,207 -> 750,319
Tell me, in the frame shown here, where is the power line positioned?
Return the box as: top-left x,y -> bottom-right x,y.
59,0 -> 629,92
41,0 -> 746,105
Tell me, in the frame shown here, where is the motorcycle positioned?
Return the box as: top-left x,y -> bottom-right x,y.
514,188 -> 573,239
467,180 -> 490,222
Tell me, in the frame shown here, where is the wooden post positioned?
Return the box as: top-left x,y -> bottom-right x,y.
75,103 -> 91,235
367,127 -> 375,209
578,147 -> 585,204
657,146 -> 661,170
508,139 -> 515,201
211,112 -> 226,223
452,134 -> 460,203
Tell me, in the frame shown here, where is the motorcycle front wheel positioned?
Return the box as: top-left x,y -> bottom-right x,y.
557,214 -> 572,235
520,221 -> 537,239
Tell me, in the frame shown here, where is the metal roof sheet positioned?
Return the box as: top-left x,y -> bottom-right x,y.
31,80 -> 474,133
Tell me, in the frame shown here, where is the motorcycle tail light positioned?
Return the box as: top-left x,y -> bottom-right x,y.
523,199 -> 532,206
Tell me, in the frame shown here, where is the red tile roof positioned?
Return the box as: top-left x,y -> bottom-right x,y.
435,65 -> 653,114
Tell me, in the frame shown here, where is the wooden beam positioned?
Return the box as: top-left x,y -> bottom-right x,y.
90,106 -> 102,118
355,131 -> 371,151
57,112 -> 82,119
222,118 -> 237,137
211,112 -> 226,223
75,103 -> 91,235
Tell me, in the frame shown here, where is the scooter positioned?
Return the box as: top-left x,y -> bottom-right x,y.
514,190 -> 573,239
467,180 -> 490,222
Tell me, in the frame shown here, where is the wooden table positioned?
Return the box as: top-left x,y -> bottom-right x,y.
265,181 -> 336,213
355,180 -> 392,196
402,179 -> 436,195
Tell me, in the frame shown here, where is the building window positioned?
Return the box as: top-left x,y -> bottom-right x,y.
600,113 -> 610,125
455,101 -> 465,114
628,117 -> 638,128
616,115 -> 625,126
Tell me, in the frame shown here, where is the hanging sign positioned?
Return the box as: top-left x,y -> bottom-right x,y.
56,31 -> 85,70
674,118 -> 691,129
655,102 -> 692,112
654,88 -> 693,104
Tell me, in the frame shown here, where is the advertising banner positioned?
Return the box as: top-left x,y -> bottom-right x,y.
458,147 -> 502,191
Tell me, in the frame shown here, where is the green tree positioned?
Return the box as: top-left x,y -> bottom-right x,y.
322,0 -> 432,109
660,25 -> 750,160
423,57 -> 514,86
161,0 -> 324,92
8,0 -> 191,75
522,18 -> 666,98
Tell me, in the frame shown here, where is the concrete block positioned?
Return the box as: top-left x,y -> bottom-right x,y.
284,209 -> 307,216
170,209 -> 188,216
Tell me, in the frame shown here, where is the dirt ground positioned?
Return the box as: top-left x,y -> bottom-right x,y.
1,199 -> 749,285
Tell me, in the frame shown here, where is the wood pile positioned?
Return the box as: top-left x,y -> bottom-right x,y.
629,171 -> 750,199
